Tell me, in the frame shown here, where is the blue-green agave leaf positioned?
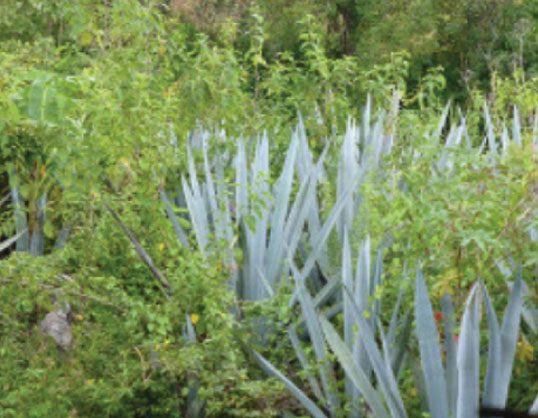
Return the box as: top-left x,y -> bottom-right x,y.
513,106 -> 522,147
0,230 -> 27,253
441,293 -> 458,415
10,184 -> 29,252
29,192 -> 46,256
346,288 -> 407,418
250,349 -> 329,418
319,315 -> 391,418
292,261 -> 340,414
288,324 -> 324,400
482,284 -> 503,408
160,188 -> 190,249
415,269 -> 449,418
456,283 -> 480,418
498,268 -> 523,402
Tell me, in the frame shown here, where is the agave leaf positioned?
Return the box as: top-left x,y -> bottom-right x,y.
337,123 -> 359,242
390,312 -> 412,378
506,279 -> 537,333
251,349 -> 329,418
435,101 -> 451,140
371,247 -> 383,330
289,164 -> 365,307
482,283 -> 503,408
441,293 -> 458,415
182,176 -> 209,255
484,103 -> 497,154
159,187 -> 190,249
291,261 -> 340,414
345,287 -> 408,418
10,182 -> 29,252
530,393 -> 538,414
415,269 -> 449,418
341,230 -> 359,414
342,230 -> 354,347
319,316 -> 390,418
0,230 -> 27,253
235,138 -> 248,219
288,324 -> 324,401
498,268 -> 523,402
265,134 -> 299,285
287,144 -> 330,274
54,224 -> 71,250
202,136 -> 219,232
456,283 -> 480,418
29,192 -> 46,256
513,106 -> 522,147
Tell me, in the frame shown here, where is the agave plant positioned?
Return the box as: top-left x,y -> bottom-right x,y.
4,168 -> 69,256
254,257 -> 537,418
160,109 -> 390,303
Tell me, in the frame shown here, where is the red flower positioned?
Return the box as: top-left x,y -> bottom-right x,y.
453,334 -> 459,344
434,312 -> 443,322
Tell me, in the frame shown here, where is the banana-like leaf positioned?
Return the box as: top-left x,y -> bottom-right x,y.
415,269 -> 449,418
456,283 -> 480,418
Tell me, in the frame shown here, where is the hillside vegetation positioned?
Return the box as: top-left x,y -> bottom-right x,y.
1,1 -> 537,417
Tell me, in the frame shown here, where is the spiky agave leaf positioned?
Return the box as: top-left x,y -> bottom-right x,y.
319,315 -> 391,418
249,349 -> 329,418
0,230 -> 27,253
440,293 -> 458,415
415,269 -> 449,418
291,259 -> 340,415
456,283 -> 480,418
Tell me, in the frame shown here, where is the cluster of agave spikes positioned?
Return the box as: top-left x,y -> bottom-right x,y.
1,170 -> 69,256
158,100 -> 538,417
161,97 -> 393,302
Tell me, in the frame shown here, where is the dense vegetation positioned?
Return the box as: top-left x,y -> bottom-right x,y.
1,1 -> 538,417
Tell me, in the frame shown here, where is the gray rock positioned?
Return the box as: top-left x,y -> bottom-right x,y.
40,303 -> 72,350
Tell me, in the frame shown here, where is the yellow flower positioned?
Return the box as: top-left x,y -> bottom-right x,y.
158,243 -> 166,251
86,379 -> 95,385
516,339 -> 534,362
190,313 -> 200,325
74,314 -> 84,321
163,339 -> 171,348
